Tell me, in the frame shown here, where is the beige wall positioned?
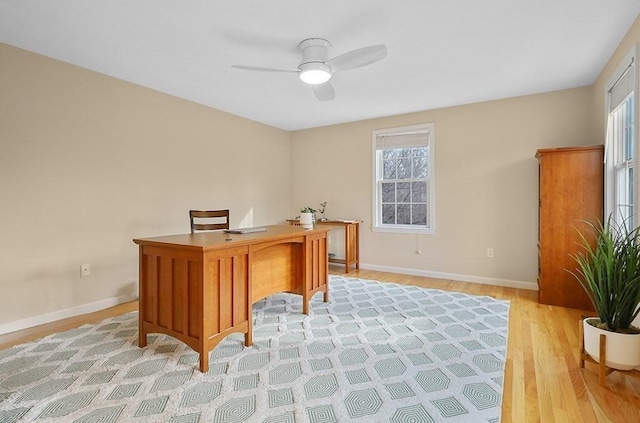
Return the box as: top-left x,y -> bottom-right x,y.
291,87 -> 597,286
0,43 -> 291,327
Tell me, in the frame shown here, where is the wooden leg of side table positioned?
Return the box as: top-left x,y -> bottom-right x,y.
355,223 -> 360,270
344,225 -> 350,274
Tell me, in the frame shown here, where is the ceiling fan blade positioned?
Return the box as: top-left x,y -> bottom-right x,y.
231,65 -> 298,73
328,44 -> 387,72
312,82 -> 335,101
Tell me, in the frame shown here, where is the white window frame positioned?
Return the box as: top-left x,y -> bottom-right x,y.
371,123 -> 435,234
605,45 -> 639,230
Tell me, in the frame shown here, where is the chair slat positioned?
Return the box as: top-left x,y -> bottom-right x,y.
189,209 -> 230,233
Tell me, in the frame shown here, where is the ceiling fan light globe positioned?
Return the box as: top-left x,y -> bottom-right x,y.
298,62 -> 332,85
300,69 -> 331,84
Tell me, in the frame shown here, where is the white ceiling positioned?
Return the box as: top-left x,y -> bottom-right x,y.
1,1 -> 639,131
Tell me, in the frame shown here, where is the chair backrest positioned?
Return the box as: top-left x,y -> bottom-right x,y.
189,209 -> 230,233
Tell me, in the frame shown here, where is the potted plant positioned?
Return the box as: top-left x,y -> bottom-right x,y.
570,217 -> 640,370
299,206 -> 316,229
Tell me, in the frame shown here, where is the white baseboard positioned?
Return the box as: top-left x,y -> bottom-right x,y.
3,264 -> 536,336
355,262 -> 539,291
0,294 -> 138,336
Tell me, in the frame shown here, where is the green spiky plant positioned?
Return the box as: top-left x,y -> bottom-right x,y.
570,217 -> 640,333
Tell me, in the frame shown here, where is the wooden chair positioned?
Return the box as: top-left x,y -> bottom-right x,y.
189,210 -> 230,233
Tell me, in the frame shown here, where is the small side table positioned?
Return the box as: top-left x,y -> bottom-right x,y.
288,219 -> 360,273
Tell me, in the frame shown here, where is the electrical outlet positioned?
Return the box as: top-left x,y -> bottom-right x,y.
486,248 -> 494,258
81,263 -> 91,277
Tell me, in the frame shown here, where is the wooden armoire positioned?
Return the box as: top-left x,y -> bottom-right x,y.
536,145 -> 603,310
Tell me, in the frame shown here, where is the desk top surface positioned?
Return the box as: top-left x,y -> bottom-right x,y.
133,224 -> 330,250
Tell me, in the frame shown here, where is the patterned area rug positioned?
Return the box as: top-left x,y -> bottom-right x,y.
0,276 -> 509,422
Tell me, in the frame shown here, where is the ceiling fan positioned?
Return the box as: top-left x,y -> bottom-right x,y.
231,38 -> 387,101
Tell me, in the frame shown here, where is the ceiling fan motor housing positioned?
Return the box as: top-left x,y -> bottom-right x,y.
298,38 -> 331,68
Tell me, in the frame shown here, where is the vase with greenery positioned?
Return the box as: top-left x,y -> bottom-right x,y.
299,206 -> 316,228
570,217 -> 640,370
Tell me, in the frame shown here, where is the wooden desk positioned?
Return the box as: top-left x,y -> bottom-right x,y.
288,219 -> 360,273
133,225 -> 329,372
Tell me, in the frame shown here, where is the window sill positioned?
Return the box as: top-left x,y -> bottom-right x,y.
372,226 -> 435,235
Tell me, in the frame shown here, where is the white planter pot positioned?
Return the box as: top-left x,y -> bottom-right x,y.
583,317 -> 640,371
299,212 -> 314,229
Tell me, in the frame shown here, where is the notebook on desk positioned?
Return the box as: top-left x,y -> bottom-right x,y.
224,227 -> 267,234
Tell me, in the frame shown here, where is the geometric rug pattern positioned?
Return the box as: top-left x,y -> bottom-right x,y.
0,275 -> 509,422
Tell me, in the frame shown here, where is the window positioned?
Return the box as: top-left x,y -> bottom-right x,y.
611,94 -> 635,227
372,123 -> 434,234
606,46 -> 638,231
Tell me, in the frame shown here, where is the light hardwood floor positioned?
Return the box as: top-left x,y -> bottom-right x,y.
1,268 -> 639,422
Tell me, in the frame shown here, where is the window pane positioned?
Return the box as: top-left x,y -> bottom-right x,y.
382,204 -> 395,224
412,204 -> 427,225
397,158 -> 411,179
624,126 -> 633,160
412,156 -> 428,178
397,182 -> 411,203
411,181 -> 427,202
397,204 -> 411,224
616,167 -> 625,206
382,182 -> 396,203
383,149 -> 400,160
400,148 -> 412,158
383,159 -> 396,179
615,165 -> 632,228
626,96 -> 635,161
629,167 -> 634,205
412,146 -> 428,157
629,167 -> 634,229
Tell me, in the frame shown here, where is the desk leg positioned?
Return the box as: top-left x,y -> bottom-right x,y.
199,350 -> 209,373
138,331 -> 147,348
137,257 -> 147,348
246,320 -> 253,346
